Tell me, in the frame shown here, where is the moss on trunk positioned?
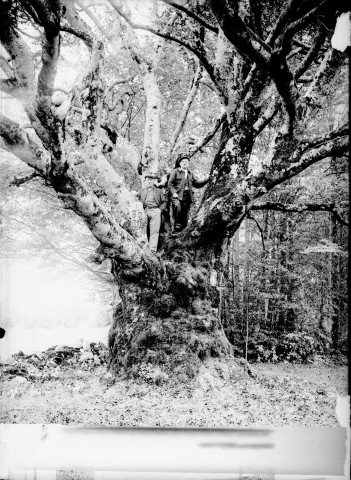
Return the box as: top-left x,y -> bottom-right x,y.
108,255 -> 233,381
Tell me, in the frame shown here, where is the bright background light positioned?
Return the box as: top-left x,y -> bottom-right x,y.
0,258 -> 112,359
332,12 -> 351,52
5,261 -> 109,328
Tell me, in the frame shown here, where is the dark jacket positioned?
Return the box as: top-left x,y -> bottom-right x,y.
140,186 -> 167,210
168,167 -> 208,202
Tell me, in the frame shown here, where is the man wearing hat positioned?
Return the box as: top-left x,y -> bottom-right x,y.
140,173 -> 167,253
168,154 -> 209,232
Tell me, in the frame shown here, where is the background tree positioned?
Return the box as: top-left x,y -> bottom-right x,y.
0,0 -> 348,379
222,155 -> 348,362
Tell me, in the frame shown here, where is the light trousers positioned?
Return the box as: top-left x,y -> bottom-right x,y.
146,207 -> 161,252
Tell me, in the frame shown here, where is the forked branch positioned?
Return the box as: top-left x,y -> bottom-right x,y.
251,202 -> 349,227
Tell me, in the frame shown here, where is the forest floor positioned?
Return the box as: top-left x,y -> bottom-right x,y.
0,345 -> 348,427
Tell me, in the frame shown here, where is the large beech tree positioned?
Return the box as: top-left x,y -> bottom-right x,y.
0,0 -> 348,379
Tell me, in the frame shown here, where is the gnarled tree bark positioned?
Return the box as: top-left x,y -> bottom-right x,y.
0,0 -> 348,380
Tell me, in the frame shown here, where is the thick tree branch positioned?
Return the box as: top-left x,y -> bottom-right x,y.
276,133 -> 349,185
280,0 -> 330,49
75,0 -> 112,39
107,0 -> 214,77
301,125 -> 349,150
294,27 -> 326,79
209,0 -> 271,70
105,78 -> 135,113
253,97 -> 280,134
111,2 -> 170,175
266,0 -> 301,45
1,1 -> 67,154
189,111 -> 226,158
60,2 -> 108,142
167,64 -> 203,157
10,172 -> 40,186
0,113 -> 48,175
0,17 -> 36,104
60,0 -> 95,48
35,30 -> 60,125
292,38 -> 310,50
15,26 -> 42,40
76,0 -> 106,6
209,0 -> 299,130
247,212 -> 267,252
140,69 -> 161,173
200,78 -> 217,93
0,55 -> 14,78
5,213 -> 111,281
268,59 -> 298,133
287,46 -> 305,61
107,90 -> 131,112
304,48 -> 344,105
24,0 -> 61,35
159,0 -> 218,33
18,0 -> 43,26
263,126 -> 348,197
251,202 -> 349,226
60,22 -> 93,47
107,77 -> 134,93
0,116 -> 154,276
193,125 -> 348,244
0,78 -> 17,95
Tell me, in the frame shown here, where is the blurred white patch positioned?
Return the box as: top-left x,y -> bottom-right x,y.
0,326 -> 110,360
335,394 -> 350,479
248,154 -> 264,176
230,164 -> 239,178
0,426 -> 346,475
210,270 -> 217,287
335,394 -> 350,426
331,13 -> 351,52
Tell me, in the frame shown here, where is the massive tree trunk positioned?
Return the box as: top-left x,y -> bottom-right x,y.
108,242 -> 233,379
1,0 -> 349,379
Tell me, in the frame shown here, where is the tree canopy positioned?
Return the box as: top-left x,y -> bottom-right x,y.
0,0 -> 349,376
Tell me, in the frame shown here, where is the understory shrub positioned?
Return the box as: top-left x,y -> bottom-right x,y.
246,331 -> 278,362
276,332 -> 315,362
235,331 -> 316,363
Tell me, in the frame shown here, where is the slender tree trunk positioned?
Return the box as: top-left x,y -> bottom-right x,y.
261,210 -> 269,329
270,211 -> 277,332
243,218 -> 250,359
141,70 -> 161,174
230,233 -> 239,350
329,213 -> 339,350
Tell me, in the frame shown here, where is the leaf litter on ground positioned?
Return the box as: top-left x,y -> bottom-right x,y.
0,343 -> 348,427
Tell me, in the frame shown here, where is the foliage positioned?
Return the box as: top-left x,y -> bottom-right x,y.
222,157 -> 348,362
235,331 -> 317,363
0,0 -> 349,374
246,331 -> 279,363
277,333 -> 315,362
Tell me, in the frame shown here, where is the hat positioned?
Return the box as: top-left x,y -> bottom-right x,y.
175,154 -> 190,168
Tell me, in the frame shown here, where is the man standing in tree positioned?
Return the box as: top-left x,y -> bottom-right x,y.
140,173 -> 167,253
168,155 -> 209,232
